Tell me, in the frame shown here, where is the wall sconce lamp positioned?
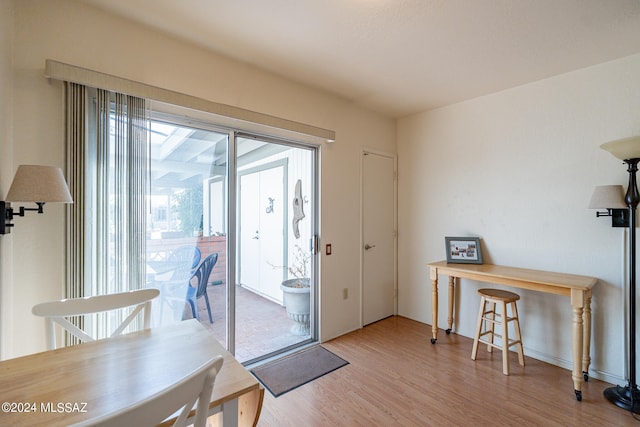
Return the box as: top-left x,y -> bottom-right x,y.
599,135 -> 640,414
588,185 -> 629,227
0,165 -> 73,235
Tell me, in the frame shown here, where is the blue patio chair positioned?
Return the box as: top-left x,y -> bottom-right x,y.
186,253 -> 218,324
169,245 -> 202,281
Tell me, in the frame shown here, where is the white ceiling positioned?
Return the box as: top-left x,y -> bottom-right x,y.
81,0 -> 640,118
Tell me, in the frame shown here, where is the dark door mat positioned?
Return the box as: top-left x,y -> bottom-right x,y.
250,346 -> 349,397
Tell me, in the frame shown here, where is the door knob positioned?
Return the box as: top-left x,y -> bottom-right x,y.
364,243 -> 376,250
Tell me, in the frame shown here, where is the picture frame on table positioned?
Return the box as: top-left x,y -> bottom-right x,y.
444,236 -> 483,264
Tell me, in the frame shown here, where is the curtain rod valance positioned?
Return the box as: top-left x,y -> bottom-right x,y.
45,59 -> 336,143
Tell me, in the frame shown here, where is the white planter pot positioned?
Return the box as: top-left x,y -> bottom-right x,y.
281,278 -> 310,336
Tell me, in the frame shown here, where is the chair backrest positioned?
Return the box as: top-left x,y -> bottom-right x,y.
193,253 -> 218,298
170,245 -> 202,281
74,355 -> 224,427
32,288 -> 160,350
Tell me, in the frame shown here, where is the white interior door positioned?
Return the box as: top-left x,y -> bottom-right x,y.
239,172 -> 260,290
239,163 -> 285,303
257,166 -> 285,299
362,151 -> 396,325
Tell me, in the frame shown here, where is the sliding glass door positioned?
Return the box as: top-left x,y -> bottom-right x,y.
235,135 -> 317,363
145,114 -> 317,364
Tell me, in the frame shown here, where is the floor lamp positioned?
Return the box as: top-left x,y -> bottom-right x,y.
601,135 -> 640,414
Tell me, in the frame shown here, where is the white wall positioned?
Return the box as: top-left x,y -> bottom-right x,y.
1,0 -> 396,358
398,53 -> 640,383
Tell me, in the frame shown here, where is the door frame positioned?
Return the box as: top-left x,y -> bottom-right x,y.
359,147 -> 398,327
233,134 -> 320,363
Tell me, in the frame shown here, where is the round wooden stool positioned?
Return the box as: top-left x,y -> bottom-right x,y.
471,288 -> 525,375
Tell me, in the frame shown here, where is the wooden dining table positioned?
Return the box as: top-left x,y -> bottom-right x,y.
0,319 -> 261,426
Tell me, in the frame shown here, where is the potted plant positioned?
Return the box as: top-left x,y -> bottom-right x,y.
280,244 -> 311,335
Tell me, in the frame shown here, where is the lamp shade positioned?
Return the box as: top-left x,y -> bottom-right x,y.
588,185 -> 627,209
6,165 -> 73,203
601,136 -> 640,161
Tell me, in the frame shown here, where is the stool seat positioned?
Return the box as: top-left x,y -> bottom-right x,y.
477,288 -> 520,302
472,288 -> 525,375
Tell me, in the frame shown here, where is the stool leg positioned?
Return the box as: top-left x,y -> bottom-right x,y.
501,300 -> 510,375
487,301 -> 496,353
511,301 -> 525,367
471,296 -> 485,361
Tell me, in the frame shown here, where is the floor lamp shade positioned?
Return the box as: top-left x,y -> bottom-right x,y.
601,136 -> 640,161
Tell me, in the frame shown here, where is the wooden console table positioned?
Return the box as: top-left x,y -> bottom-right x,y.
428,260 -> 597,401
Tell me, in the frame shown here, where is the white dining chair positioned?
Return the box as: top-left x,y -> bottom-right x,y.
72,355 -> 224,427
32,288 -> 160,350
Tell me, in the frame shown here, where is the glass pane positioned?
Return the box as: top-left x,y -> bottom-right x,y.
235,136 -> 314,363
146,119 -> 228,349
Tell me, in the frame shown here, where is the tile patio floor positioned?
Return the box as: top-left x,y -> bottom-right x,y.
188,282 -> 312,363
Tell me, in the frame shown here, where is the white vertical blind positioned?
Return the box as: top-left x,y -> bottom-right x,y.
66,85 -> 149,341
65,82 -> 86,346
65,82 -> 86,301
95,89 -> 149,296
95,89 -> 109,297
127,95 -> 148,292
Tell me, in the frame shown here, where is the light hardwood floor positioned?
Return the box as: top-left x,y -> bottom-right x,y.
256,316 -> 638,426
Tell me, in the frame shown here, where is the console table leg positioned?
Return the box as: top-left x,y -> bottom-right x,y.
446,276 -> 455,334
430,268 -> 438,344
582,290 -> 592,381
571,289 -> 585,401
